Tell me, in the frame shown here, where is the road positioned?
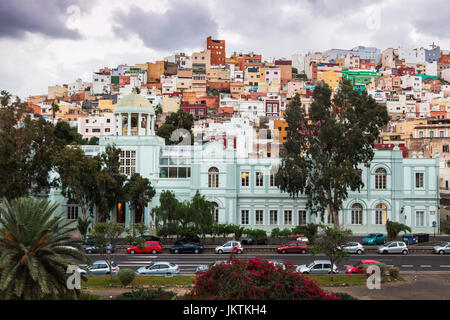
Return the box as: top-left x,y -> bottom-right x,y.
86,252 -> 450,274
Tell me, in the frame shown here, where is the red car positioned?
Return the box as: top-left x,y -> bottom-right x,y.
277,241 -> 308,254
127,241 -> 163,254
345,260 -> 380,274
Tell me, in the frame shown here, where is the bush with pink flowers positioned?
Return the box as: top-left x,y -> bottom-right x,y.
184,256 -> 340,300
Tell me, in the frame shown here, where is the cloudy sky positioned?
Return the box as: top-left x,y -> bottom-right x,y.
0,0 -> 449,98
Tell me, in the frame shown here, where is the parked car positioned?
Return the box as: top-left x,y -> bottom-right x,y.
338,242 -> 365,255
268,260 -> 287,270
170,242 -> 204,254
215,241 -> 243,254
277,241 -> 308,254
85,243 -> 115,254
135,262 -> 180,276
295,235 -> 309,244
174,235 -> 201,245
127,241 -> 163,254
377,241 -> 408,254
433,242 -> 450,254
362,233 -> 386,245
241,236 -> 268,245
345,260 -> 380,274
296,260 -> 338,274
83,260 -> 119,275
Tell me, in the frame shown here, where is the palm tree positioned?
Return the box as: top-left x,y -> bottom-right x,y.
0,197 -> 90,299
51,100 -> 60,125
386,220 -> 412,241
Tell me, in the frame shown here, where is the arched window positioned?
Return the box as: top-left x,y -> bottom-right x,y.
375,203 -> 387,225
375,168 -> 387,190
208,167 -> 219,188
351,204 -> 363,225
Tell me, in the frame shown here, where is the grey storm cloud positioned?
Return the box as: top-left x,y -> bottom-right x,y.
0,0 -> 92,39
112,3 -> 219,51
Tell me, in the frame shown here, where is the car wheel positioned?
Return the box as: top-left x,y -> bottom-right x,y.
357,249 -> 363,255
166,273 -> 171,276
439,250 -> 445,255
174,249 -> 179,254
301,250 -> 306,254
130,249 -> 135,254
152,249 -> 157,254
281,249 -> 286,254
402,250 -> 408,255
218,249 -> 223,254
194,249 -> 199,254
87,250 -> 92,254
107,249 -> 112,254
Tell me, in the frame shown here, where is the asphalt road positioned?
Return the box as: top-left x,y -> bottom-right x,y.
86,252 -> 450,274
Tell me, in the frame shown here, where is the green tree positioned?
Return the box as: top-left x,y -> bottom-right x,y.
90,222 -> 125,283
310,226 -> 352,281
190,191 -> 214,239
51,100 -> 60,125
54,121 -> 86,145
292,223 -> 322,244
0,197 -> 90,299
123,173 -> 155,236
77,216 -> 91,242
276,81 -> 389,228
385,220 -> 411,241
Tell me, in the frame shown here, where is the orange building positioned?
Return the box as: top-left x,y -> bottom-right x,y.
274,60 -> 292,82
206,36 -> 226,66
147,61 -> 165,83
239,53 -> 262,76
273,119 -> 288,143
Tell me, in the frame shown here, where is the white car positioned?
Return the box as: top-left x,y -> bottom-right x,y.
136,261 -> 180,275
339,242 -> 365,255
377,241 -> 408,254
296,235 -> 309,244
296,260 -> 338,274
215,241 -> 243,254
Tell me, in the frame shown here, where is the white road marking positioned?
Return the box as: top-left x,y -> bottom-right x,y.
401,265 -> 413,267
440,265 -> 450,268
420,265 -> 432,268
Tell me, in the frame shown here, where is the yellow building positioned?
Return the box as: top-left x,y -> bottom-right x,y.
317,70 -> 342,89
98,99 -> 115,112
162,95 -> 181,113
147,61 -> 165,83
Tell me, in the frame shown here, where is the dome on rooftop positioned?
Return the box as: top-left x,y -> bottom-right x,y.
114,93 -> 155,115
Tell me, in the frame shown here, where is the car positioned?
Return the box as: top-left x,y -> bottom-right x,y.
296,260 -> 338,274
215,241 -> 243,254
85,260 -> 120,275
127,241 -> 163,254
129,235 -> 161,245
241,236 -> 268,245
433,242 -> 450,254
377,241 -> 408,254
174,235 -> 201,245
295,235 -> 309,244
135,261 -> 180,276
85,243 -> 115,254
195,260 -> 231,274
345,260 -> 380,274
170,242 -> 204,254
339,242 -> 365,255
277,241 -> 308,254
268,260 -> 287,270
362,233 -> 386,245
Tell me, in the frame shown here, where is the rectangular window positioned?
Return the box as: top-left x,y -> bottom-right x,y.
120,150 -> 136,176
241,210 -> 249,225
270,173 -> 276,187
270,210 -> 278,225
298,210 -> 307,225
255,172 -> 264,187
284,210 -> 292,225
440,131 -> 445,138
430,131 -> 434,138
416,211 -> 425,226
416,172 -> 424,188
443,145 -> 449,153
255,210 -> 264,225
67,205 -> 78,220
241,172 -> 249,187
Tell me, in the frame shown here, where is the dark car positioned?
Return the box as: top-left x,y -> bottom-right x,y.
174,235 -> 201,245
170,242 -> 204,254
241,236 -> 268,245
129,235 -> 161,245
85,243 -> 115,254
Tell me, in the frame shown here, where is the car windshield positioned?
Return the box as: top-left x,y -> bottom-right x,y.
353,262 -> 362,267
437,242 -> 448,247
307,262 -> 315,268
169,263 -> 176,267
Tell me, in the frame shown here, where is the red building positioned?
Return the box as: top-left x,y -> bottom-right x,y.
359,58 -> 376,70
206,36 -> 226,66
239,53 -> 262,76
119,75 -> 130,86
265,99 -> 280,117
374,144 -> 407,158
180,103 -> 208,116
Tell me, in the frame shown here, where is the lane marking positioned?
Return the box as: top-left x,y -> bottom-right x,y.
420,265 -> 432,268
401,265 -> 413,267
440,265 -> 450,268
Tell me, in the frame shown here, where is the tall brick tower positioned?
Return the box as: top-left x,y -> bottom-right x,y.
206,36 -> 226,66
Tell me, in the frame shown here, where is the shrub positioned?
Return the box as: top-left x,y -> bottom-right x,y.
118,269 -> 135,286
184,256 -> 340,300
363,262 -> 388,279
333,292 -> 357,300
388,267 -> 400,279
117,288 -> 176,300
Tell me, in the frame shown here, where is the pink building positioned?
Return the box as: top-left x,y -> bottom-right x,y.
287,81 -> 304,98
264,67 -> 281,84
78,113 -> 115,139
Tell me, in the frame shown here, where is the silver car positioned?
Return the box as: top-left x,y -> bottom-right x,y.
296,260 -> 338,274
377,241 -> 408,254
433,242 -> 450,254
215,241 -> 243,254
83,260 -> 120,275
136,261 -> 180,276
341,242 -> 365,255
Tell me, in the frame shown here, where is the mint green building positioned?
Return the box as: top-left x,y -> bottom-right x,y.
342,69 -> 380,91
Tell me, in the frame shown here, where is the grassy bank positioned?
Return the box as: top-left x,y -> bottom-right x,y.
84,275 -> 196,288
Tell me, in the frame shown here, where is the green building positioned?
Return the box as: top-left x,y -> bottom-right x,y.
342,69 -> 380,91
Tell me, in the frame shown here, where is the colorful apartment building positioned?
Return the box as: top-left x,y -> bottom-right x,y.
206,36 -> 226,66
